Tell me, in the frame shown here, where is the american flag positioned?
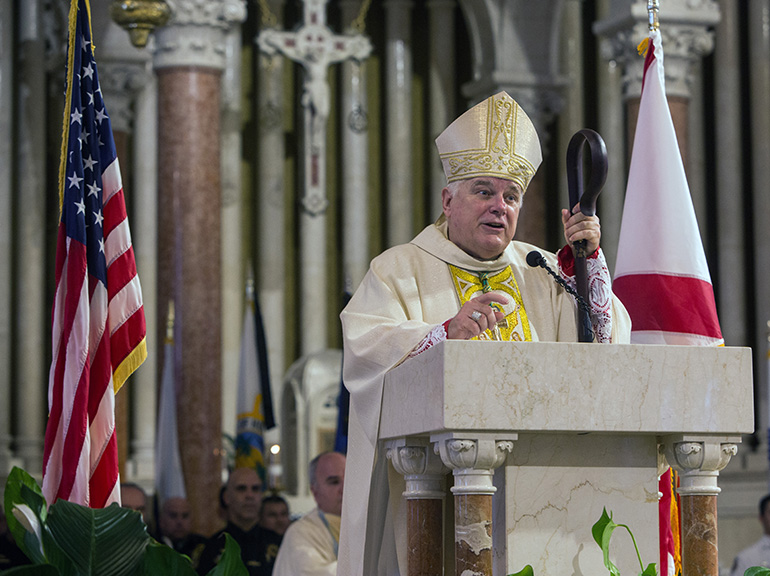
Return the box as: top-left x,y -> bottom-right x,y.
42,0 -> 147,508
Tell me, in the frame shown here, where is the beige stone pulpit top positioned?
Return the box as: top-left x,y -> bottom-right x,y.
381,341 -> 754,439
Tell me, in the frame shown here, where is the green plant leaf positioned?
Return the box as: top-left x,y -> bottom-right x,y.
138,540 -> 198,576
39,521 -> 78,576
600,520 -> 621,576
508,565 -> 535,576
205,533 -> 248,576
45,500 -> 149,576
0,565 -> 61,575
591,508 -> 622,576
3,467 -> 47,564
745,568 -> 770,576
592,507 -> 612,548
640,562 -> 657,576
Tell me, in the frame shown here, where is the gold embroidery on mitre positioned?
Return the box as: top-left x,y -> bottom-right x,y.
449,265 -> 532,342
436,92 -> 542,190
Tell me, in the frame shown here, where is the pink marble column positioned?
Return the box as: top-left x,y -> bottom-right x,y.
388,443 -> 448,576
663,438 -> 739,576
435,436 -> 514,576
157,68 -> 223,537
681,495 -> 718,576
152,0 -> 245,537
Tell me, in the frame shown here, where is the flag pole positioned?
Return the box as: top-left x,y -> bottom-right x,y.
648,0 -> 660,32
766,319 -> 770,491
166,299 -> 175,343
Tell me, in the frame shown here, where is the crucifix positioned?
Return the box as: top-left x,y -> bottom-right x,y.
258,0 -> 372,216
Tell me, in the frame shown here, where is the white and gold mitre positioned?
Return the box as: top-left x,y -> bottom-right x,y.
435,91 -> 542,190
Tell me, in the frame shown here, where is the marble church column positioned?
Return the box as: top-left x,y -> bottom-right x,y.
255,3 -> 288,414
558,0 -> 585,213
427,0 -> 456,220
714,0 -> 747,347
595,0 -> 626,273
153,0 -> 246,536
748,0 -> 770,441
385,0 -> 414,247
130,73 -> 159,480
340,0 -> 371,291
0,0 -> 13,477
220,20 -> 245,442
15,0 -> 47,474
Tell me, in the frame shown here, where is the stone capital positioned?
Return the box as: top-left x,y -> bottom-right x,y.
594,0 -> 719,99
387,438 -> 448,499
659,435 -> 740,496
98,61 -> 154,132
432,433 -> 515,496
153,0 -> 246,70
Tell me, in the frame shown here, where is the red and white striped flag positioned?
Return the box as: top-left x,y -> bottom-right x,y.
614,31 -> 723,347
613,30 -> 724,576
42,0 -> 147,508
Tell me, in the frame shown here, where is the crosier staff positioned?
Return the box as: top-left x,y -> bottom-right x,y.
566,129 -> 608,343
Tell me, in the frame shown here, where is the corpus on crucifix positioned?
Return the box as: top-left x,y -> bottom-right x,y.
258,0 -> 372,215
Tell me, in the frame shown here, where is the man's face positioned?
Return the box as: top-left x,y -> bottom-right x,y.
224,468 -> 264,530
120,486 -> 147,517
310,453 -> 346,517
442,177 -> 523,260
159,497 -> 192,542
259,500 -> 291,535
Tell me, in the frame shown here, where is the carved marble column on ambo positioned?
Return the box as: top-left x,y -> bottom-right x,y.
435,434 -> 515,576
388,441 -> 448,576
662,437 -> 739,576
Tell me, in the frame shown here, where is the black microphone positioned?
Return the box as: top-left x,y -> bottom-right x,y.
525,251 -> 594,342
526,250 -> 546,268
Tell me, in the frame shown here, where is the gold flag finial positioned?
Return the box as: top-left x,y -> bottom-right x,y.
110,0 -> 171,48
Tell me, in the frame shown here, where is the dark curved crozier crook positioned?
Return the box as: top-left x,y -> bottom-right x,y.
566,129 -> 609,343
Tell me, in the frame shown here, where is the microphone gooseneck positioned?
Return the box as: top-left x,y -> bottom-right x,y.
525,251 -> 592,317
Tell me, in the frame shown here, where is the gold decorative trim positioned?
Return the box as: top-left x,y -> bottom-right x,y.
449,265 -> 532,342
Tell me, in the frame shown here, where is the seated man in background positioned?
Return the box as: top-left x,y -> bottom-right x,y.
120,482 -> 155,535
157,497 -> 207,560
259,494 -> 292,536
196,468 -> 282,576
272,452 -> 345,576
120,482 -> 148,517
731,494 -> 770,575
